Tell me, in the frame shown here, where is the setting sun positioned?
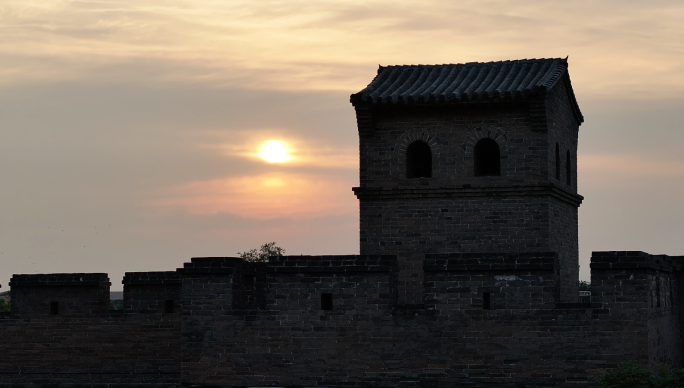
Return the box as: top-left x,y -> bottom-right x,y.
256,140 -> 291,163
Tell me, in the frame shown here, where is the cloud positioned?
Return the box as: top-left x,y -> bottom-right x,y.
579,154 -> 684,188
2,0 -> 684,96
153,172 -> 357,220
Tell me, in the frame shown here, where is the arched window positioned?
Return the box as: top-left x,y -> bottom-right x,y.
566,151 -> 571,185
555,143 -> 560,180
474,138 -> 500,176
406,140 -> 432,178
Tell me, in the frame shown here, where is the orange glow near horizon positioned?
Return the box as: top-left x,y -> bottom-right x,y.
153,172 -> 356,220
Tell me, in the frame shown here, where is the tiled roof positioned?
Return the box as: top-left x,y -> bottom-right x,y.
350,58 -> 581,121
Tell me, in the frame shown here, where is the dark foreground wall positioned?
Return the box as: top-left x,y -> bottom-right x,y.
0,252 -> 681,388
178,253 -> 682,388
0,272 -> 181,388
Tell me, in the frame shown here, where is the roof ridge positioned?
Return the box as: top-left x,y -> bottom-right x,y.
378,58 -> 567,71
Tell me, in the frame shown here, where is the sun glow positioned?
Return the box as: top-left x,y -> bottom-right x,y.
257,140 -> 291,163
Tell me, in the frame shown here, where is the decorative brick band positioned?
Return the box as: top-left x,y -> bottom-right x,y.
424,252 -> 557,271
9,273 -> 110,287
353,184 -> 583,207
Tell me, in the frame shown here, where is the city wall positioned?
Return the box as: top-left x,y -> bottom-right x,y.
0,251 -> 681,387
0,272 -> 181,387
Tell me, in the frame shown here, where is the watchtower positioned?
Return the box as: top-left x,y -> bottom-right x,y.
350,58 -> 584,302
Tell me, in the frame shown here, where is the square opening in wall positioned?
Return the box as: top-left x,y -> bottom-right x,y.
165,300 -> 174,313
483,293 -> 491,310
50,301 -> 59,315
321,293 -> 333,310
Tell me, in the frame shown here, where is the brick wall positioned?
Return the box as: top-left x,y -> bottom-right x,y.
354,94 -> 582,303
591,251 -> 682,368
0,272 -> 181,387
545,78 -> 581,302
175,252 -> 682,387
9,273 -> 110,317
0,252 -> 682,387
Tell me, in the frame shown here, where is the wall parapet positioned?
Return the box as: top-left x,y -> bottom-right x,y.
9,273 -> 110,287
177,257 -> 240,274
123,271 -> 182,285
591,251 -> 682,272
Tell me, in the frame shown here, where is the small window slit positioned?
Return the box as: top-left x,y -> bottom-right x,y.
321,293 -> 333,311
483,293 -> 491,310
50,301 -> 59,315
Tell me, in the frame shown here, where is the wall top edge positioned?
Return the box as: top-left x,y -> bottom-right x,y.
9,273 -> 110,287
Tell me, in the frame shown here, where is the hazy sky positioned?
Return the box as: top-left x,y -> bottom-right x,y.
2,0 -> 684,289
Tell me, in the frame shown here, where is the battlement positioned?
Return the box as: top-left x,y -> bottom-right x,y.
179,256 -> 242,273
10,273 -> 111,287
123,271 -> 182,285
591,250 -> 684,271
123,271 -> 182,314
1,251 -> 683,388
9,273 -> 111,317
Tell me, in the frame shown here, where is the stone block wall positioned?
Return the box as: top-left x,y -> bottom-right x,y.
354,98 -> 583,303
549,196 -> 580,303
591,251 -> 683,368
545,77 -> 582,302
179,255 -> 397,387
0,251 -> 682,388
177,257 -> 237,385
358,195 -> 549,256
359,103 -> 545,188
9,273 -> 111,317
175,252 -> 682,387
0,272 -> 182,387
424,252 -> 559,310
123,271 -> 182,313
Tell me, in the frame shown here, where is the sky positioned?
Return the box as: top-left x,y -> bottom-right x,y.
2,0 -> 684,290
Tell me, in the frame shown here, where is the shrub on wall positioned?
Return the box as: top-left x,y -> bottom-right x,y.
237,242 -> 285,262
109,300 -> 123,310
594,362 -> 684,388
579,280 -> 590,291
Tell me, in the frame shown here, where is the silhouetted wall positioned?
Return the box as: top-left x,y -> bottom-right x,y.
0,272 -> 181,387
0,252 -> 681,387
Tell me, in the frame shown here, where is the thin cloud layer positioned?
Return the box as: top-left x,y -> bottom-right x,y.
580,154 -> 684,185
3,0 -> 684,289
154,172 -> 356,220
205,132 -> 357,170
2,1 -> 684,96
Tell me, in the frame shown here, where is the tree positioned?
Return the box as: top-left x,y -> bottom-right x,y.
237,242 -> 285,262
0,298 -> 9,312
